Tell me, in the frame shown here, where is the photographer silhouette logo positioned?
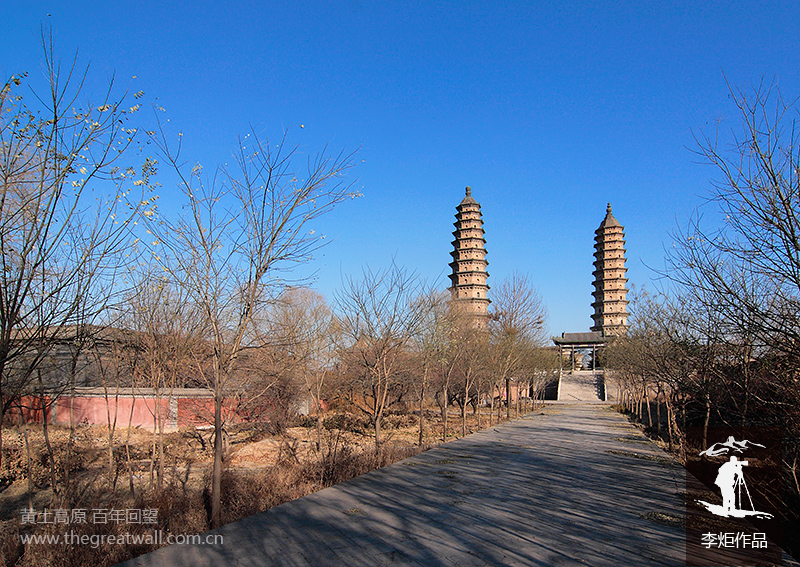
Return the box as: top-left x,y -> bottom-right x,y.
697,436 -> 773,519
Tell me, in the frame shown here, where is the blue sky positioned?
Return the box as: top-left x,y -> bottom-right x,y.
4,1 -> 800,336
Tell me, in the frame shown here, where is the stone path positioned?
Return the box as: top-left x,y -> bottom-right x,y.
119,404 -> 711,567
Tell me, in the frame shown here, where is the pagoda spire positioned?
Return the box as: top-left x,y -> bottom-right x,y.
448,187 -> 490,319
591,203 -> 629,336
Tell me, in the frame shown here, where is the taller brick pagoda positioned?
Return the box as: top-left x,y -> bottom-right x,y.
448,187 -> 490,318
590,203 -> 629,336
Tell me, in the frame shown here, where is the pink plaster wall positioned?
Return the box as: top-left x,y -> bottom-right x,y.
55,396 -> 170,429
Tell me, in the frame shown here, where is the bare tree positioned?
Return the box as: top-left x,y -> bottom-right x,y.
147,126 -> 355,527
667,81 -> 800,358
660,82 -> 800,488
489,273 -> 548,419
409,290 -> 450,445
455,318 -> 489,437
120,268 -> 203,490
335,262 -> 427,448
518,345 -> 559,410
0,33 -> 151,472
89,324 -> 136,489
268,286 -> 337,450
605,290 -> 694,455
429,300 -> 469,441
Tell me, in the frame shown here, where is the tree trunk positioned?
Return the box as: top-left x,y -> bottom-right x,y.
655,385 -> 662,435
702,397 -> 711,450
103,386 -> 117,481
637,391 -> 643,420
149,405 -> 157,489
462,380 -> 468,437
125,392 -> 137,496
20,415 -> 34,512
441,386 -> 448,442
38,372 -> 58,497
316,409 -> 324,454
506,377 -> 511,419
665,396 -> 674,452
417,382 -> 424,446
211,393 -> 223,528
374,412 -> 382,448
157,400 -> 165,491
0,406 -> 4,478
65,362 -> 77,491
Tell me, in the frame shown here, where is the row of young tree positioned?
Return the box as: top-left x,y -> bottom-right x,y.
0,37 -> 554,528
605,83 -> 800,512
333,267 -> 554,449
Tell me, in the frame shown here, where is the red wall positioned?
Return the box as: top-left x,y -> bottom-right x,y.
55,396 -> 170,429
5,396 -> 53,424
7,393 -> 260,430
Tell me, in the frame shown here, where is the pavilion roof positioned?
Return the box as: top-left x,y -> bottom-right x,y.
552,332 -> 606,346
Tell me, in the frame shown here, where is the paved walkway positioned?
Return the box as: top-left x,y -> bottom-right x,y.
119,404 -> 704,566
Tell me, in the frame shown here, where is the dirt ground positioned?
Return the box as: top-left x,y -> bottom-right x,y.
0,405 -> 524,521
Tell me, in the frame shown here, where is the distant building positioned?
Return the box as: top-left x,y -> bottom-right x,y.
6,325 -> 284,430
448,187 -> 490,319
590,204 -> 629,336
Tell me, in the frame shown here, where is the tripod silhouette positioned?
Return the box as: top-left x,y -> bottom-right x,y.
733,466 -> 756,512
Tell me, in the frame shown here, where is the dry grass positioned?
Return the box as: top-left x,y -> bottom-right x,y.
3,447 -> 426,566
0,406 -> 515,567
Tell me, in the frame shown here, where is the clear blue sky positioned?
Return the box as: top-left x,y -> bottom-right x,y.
4,1 -> 800,337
